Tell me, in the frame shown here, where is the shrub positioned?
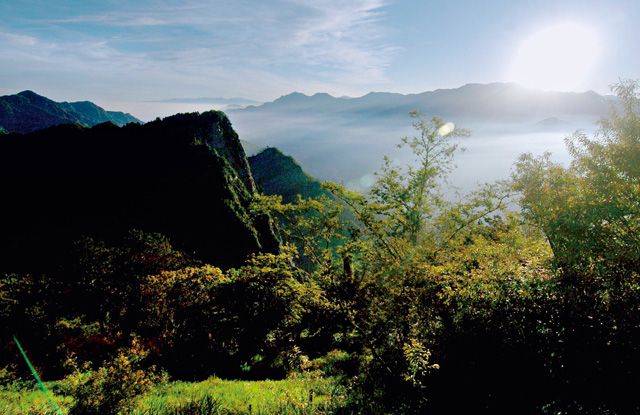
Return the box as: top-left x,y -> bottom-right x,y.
64,339 -> 162,415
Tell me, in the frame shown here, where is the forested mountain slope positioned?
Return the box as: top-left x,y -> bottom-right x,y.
0,111 -> 278,271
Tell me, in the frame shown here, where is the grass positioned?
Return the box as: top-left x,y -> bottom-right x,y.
0,382 -> 72,415
0,376 -> 346,415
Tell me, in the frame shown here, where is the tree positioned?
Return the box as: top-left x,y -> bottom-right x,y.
508,81 -> 640,413
367,112 -> 470,245
514,80 -> 640,280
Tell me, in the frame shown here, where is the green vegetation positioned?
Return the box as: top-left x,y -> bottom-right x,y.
135,376 -> 342,414
1,376 -> 341,415
1,81 -> 639,414
249,147 -> 330,203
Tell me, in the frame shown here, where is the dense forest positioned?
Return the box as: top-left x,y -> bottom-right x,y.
1,81 -> 639,414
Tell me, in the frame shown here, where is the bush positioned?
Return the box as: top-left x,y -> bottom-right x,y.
64,339 -> 162,415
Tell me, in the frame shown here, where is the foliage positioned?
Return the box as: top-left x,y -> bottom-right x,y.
138,247 -> 331,379
2,376 -> 344,415
258,87 -> 640,412
368,112 -> 469,244
0,380 -> 72,415
135,376 -> 344,415
63,338 -> 162,415
513,80 -> 640,280
0,230 -> 193,379
252,194 -> 346,271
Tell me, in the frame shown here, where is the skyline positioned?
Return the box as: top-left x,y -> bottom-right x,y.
1,0 -> 638,119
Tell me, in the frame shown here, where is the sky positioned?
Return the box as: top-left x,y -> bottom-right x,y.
1,0 -> 638,119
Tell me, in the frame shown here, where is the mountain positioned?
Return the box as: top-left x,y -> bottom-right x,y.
228,83 -> 615,192
0,90 -> 141,133
249,147 -> 330,203
241,83 -> 613,121
0,111 -> 279,272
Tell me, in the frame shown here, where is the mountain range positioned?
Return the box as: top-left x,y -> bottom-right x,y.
0,90 -> 140,134
0,84 -> 617,202
229,82 -> 615,191
240,82 -> 613,121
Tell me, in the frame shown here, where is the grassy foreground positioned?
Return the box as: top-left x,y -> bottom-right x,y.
0,376 -> 345,415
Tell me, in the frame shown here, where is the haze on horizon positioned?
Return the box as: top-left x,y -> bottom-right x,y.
1,0 -> 638,121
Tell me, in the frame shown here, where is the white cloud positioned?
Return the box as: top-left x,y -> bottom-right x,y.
1,0 -> 396,112
280,0 -> 395,83
47,14 -> 168,26
0,32 -> 38,46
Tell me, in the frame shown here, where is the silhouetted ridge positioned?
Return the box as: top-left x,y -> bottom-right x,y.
0,90 -> 140,133
0,111 -> 278,271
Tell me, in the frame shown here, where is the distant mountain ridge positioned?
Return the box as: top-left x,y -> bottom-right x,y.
240,83 -> 614,121
228,82 -> 616,192
0,90 -> 141,133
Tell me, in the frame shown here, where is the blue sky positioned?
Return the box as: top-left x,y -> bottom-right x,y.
1,0 -> 638,118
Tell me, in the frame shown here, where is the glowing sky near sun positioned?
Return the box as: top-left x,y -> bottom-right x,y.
507,22 -> 601,91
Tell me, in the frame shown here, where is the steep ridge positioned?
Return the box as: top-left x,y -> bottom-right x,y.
0,90 -> 140,133
249,147 -> 330,203
0,111 -> 278,272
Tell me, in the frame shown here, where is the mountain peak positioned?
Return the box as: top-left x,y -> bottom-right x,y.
311,92 -> 334,99
272,92 -> 337,104
0,91 -> 141,133
275,91 -> 308,102
15,90 -> 52,103
249,147 -> 328,204
17,90 -> 44,98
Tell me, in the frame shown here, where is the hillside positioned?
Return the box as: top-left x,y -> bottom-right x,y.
0,111 -> 278,271
249,147 -> 330,203
0,90 -> 141,133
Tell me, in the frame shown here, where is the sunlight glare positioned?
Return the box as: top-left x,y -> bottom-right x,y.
508,22 -> 601,91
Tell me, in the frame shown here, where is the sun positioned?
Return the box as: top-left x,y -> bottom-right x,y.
507,22 -> 601,91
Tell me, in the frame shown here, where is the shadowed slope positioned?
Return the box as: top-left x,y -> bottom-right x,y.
0,111 -> 278,272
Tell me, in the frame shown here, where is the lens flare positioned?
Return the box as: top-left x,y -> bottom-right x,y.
438,122 -> 455,136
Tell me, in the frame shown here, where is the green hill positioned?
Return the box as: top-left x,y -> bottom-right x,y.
249,147 -> 331,203
0,90 -> 141,133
